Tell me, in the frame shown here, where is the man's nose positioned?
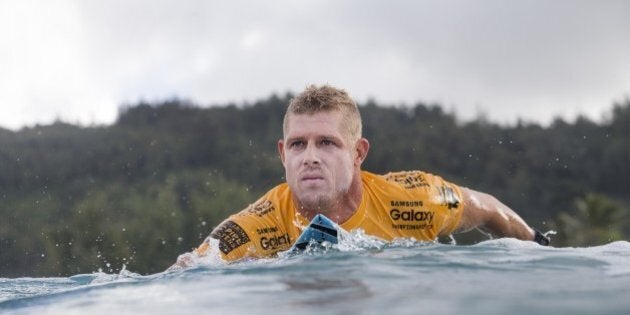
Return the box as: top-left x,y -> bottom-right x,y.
303,143 -> 321,165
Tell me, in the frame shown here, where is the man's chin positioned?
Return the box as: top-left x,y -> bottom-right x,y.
297,194 -> 332,212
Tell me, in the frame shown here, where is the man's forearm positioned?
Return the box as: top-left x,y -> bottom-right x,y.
482,201 -> 535,241
459,188 -> 538,242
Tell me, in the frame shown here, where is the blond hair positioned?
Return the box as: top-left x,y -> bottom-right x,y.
283,84 -> 362,142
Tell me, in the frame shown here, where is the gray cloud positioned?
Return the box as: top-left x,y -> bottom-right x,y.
1,0 -> 628,129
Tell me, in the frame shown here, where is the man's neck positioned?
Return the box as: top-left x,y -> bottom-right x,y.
296,171 -> 363,224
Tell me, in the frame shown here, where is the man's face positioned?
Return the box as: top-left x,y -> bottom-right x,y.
279,111 -> 357,211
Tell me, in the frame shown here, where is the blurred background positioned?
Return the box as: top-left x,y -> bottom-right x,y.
0,0 -> 628,277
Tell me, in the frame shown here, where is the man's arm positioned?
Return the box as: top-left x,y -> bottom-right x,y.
454,187 -> 548,244
167,240 -> 212,271
167,195 -> 293,271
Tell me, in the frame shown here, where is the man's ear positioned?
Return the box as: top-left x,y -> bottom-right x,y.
354,138 -> 370,166
278,139 -> 286,167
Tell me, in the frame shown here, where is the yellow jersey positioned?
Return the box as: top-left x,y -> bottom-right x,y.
195,170 -> 465,261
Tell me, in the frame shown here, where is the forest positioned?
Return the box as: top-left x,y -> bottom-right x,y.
1,94 -> 628,277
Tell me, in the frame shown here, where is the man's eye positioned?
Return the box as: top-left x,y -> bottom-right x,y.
321,139 -> 334,146
290,141 -> 304,148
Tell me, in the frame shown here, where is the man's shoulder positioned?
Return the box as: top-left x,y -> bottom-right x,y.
233,183 -> 292,218
362,169 -> 464,213
362,170 -> 434,190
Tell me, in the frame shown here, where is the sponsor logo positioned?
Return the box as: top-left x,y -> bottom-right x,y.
243,199 -> 275,217
438,186 -> 460,210
385,172 -> 430,189
256,226 -> 279,235
390,208 -> 434,223
392,223 -> 433,230
390,200 -> 424,207
210,220 -> 251,255
260,233 -> 291,251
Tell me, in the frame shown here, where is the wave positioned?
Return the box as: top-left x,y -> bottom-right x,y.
2,239 -> 629,315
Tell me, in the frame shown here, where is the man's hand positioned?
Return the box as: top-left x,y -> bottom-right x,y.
166,239 -> 214,272
166,252 -> 198,272
533,230 -> 551,246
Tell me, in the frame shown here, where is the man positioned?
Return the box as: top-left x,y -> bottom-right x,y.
172,84 -> 549,268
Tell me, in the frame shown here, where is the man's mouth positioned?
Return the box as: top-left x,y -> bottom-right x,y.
301,173 -> 324,182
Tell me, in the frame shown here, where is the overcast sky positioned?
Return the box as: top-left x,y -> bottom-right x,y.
1,0 -> 629,130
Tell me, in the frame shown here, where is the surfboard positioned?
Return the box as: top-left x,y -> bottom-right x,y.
290,213 -> 339,252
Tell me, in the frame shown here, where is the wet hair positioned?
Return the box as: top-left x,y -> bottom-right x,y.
283,84 -> 362,142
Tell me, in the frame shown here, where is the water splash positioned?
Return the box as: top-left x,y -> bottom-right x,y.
3,240 -> 630,315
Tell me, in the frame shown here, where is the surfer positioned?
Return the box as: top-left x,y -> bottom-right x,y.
171,84 -> 549,269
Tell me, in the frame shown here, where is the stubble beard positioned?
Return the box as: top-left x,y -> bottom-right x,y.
297,178 -> 351,215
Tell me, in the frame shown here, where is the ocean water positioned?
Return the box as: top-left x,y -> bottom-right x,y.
1,238 -> 629,315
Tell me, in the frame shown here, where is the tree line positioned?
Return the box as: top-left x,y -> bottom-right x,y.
0,94 -> 628,277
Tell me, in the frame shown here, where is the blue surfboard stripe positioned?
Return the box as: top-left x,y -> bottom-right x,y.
291,214 -> 339,251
